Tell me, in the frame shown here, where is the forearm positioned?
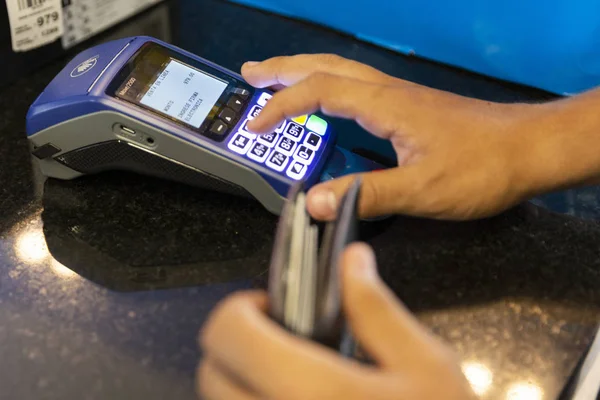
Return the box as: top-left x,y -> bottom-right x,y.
512,87 -> 600,197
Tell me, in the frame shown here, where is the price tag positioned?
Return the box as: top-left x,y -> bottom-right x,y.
5,0 -> 64,52
61,0 -> 163,49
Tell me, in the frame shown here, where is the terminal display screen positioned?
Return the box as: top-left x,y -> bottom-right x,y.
108,42 -> 246,134
138,59 -> 227,129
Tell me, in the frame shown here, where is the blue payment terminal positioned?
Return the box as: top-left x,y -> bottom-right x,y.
26,36 -> 384,215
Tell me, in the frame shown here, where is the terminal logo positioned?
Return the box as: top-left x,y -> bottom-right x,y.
118,77 -> 137,96
70,55 -> 99,78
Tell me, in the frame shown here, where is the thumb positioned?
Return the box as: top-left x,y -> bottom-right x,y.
306,168 -> 410,221
341,243 -> 444,371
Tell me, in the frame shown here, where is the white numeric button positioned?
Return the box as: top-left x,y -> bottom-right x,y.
257,92 -> 272,106
247,142 -> 270,163
293,145 -> 315,164
276,136 -> 297,156
257,132 -> 278,148
258,133 -> 277,147
284,122 -> 304,141
228,132 -> 253,155
286,161 -> 308,180
248,105 -> 262,119
266,151 -> 289,172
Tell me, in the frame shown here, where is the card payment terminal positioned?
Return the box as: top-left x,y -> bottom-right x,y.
26,36 -> 384,215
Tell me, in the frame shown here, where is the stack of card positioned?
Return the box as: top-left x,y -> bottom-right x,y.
268,178 -> 361,355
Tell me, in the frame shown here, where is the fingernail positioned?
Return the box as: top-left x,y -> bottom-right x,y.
348,245 -> 378,281
310,189 -> 337,217
246,118 -> 260,133
243,61 -> 259,68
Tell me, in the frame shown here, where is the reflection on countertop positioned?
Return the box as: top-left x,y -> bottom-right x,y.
1,208 -> 260,399
462,359 -> 545,399
1,0 -> 599,399
40,172 -> 277,291
367,195 -> 600,400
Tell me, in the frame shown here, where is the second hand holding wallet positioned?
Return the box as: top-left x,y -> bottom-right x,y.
267,177 -> 364,358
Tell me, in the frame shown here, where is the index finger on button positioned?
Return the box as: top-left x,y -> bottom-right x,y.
247,72 -> 398,141
241,54 -> 399,89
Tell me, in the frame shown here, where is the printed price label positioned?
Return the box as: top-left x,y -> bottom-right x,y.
5,0 -> 64,52
61,0 -> 163,49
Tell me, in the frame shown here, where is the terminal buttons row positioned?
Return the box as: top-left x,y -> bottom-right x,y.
227,91 -> 329,180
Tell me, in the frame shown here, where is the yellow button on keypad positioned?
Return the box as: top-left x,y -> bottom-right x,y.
292,115 -> 308,125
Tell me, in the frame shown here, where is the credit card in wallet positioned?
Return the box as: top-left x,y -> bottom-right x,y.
268,177 -> 361,355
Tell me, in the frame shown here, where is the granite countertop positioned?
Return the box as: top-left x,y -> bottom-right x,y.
1,0 -> 599,399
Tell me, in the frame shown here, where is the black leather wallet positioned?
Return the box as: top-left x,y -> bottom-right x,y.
267,177 -> 362,357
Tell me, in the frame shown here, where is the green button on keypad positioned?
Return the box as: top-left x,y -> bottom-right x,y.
306,115 -> 327,135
